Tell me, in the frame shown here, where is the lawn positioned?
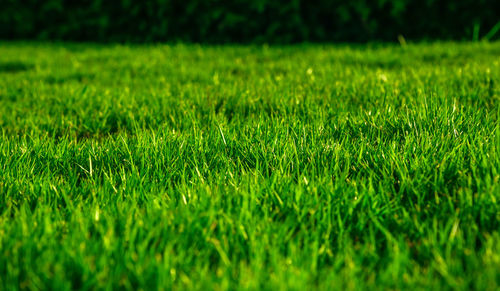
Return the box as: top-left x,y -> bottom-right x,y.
0,42 -> 499,290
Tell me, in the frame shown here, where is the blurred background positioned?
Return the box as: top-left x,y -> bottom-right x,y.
1,0 -> 499,43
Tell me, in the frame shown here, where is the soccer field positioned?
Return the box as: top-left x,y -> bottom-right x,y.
0,42 -> 499,290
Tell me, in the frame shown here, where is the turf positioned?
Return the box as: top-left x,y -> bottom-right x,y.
0,41 -> 499,290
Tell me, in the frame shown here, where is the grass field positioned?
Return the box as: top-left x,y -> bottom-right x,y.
0,42 -> 499,290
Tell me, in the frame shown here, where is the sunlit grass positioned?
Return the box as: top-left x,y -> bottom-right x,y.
0,41 -> 499,290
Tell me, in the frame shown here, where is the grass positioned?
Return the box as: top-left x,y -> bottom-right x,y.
0,41 -> 499,290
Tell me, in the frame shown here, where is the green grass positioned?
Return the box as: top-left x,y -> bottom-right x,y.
0,41 -> 499,290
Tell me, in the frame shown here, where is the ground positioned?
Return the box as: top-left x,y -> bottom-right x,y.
0,42 -> 499,290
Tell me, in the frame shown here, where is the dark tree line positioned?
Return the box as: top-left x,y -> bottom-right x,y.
1,0 -> 499,43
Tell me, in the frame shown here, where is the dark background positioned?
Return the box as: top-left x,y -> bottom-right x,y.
1,0 -> 499,43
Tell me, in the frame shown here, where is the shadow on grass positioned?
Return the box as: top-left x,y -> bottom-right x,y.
0,61 -> 34,73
